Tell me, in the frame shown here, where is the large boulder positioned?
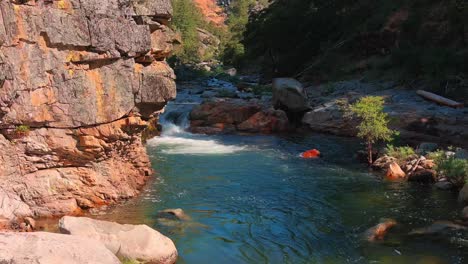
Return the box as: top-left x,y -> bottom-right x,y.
386,162 -> 406,179
189,99 -> 261,134
272,78 -> 309,112
0,232 -> 120,264
237,108 -> 289,133
59,216 -> 178,264
407,169 -> 436,183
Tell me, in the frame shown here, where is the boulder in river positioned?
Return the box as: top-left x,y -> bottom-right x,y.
237,108 -> 289,133
59,216 -> 178,264
272,78 -> 310,112
0,231 -> 120,264
386,162 -> 406,180
434,180 -> 454,190
407,169 -> 436,183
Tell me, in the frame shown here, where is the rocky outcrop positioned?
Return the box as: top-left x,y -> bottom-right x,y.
272,78 -> 310,113
0,0 -> 177,226
302,80 -> 468,146
197,27 -> 221,60
59,216 -> 178,264
190,99 -> 290,134
0,231 -> 121,264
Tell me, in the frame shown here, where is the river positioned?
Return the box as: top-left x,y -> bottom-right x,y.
97,86 -> 467,264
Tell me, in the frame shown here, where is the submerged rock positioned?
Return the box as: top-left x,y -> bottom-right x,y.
59,216 -> 178,264
364,218 -> 397,241
0,231 -> 120,264
158,208 -> 192,221
409,221 -> 467,235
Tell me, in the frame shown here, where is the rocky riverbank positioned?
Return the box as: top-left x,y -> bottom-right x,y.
0,0 -> 177,229
184,77 -> 468,148
0,216 -> 178,264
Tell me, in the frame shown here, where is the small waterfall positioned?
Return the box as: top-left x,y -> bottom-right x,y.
148,96 -> 247,155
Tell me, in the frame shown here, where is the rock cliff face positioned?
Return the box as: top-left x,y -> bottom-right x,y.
0,0 -> 178,226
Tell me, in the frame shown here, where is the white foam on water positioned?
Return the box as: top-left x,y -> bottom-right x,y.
149,136 -> 247,155
148,122 -> 247,155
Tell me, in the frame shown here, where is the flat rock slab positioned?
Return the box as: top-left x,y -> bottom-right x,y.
59,216 -> 178,264
0,232 -> 120,264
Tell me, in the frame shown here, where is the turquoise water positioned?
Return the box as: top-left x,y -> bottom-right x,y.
88,83 -> 466,263
98,114 -> 467,263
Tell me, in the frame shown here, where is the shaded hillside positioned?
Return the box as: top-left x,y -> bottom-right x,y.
243,0 -> 468,99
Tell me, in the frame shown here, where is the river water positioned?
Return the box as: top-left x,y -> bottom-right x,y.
98,88 -> 467,264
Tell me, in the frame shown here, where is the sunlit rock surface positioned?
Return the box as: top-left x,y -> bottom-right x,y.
0,0 -> 178,225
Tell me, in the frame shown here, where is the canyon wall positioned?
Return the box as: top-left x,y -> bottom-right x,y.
0,0 -> 178,227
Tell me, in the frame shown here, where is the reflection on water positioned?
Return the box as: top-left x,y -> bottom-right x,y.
94,118 -> 467,264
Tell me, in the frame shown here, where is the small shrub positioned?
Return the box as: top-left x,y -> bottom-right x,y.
349,96 -> 398,165
14,125 -> 30,137
385,145 -> 416,162
426,150 -> 447,164
436,156 -> 468,186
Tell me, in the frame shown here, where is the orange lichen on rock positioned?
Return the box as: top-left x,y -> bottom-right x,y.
86,70 -> 105,121
301,149 -> 321,159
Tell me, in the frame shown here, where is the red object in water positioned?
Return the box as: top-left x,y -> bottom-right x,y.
301,149 -> 321,158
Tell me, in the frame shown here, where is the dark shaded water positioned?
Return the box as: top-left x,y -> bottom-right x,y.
97,114 -> 467,263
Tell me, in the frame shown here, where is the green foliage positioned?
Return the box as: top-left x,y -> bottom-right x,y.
437,157 -> 468,179
222,0 -> 255,66
171,0 -> 204,63
426,150 -> 446,163
436,156 -> 468,185
15,125 -> 30,134
349,96 -> 397,164
243,0 -> 468,88
427,150 -> 468,185
385,145 -> 416,161
350,96 -> 396,144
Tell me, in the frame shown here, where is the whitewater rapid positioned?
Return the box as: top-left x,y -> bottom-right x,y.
147,120 -> 247,155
